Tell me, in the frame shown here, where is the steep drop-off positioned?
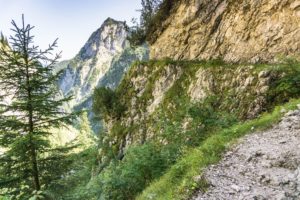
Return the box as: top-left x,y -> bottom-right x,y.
150,0 -> 300,63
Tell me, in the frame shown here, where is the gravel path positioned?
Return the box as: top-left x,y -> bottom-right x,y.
194,109 -> 300,200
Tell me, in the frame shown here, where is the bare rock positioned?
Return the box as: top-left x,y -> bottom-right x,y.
150,0 -> 300,63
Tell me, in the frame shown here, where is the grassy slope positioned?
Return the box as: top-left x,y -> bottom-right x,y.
137,99 -> 300,200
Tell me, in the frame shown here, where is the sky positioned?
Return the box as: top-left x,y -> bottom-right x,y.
0,0 -> 142,60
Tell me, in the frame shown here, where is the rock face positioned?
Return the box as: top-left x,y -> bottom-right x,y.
147,65 -> 182,114
188,66 -> 279,119
150,0 -> 300,63
194,108 -> 300,200
57,18 -> 148,111
105,61 -> 292,157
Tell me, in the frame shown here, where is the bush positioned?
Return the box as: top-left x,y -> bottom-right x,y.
128,0 -> 175,46
98,142 -> 179,200
157,96 -> 238,148
268,61 -> 300,105
188,96 -> 237,131
145,0 -> 174,44
46,147 -> 99,200
93,87 -> 126,119
95,94 -> 238,200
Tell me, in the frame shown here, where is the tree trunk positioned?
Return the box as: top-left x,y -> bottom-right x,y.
28,117 -> 41,191
25,52 -> 41,191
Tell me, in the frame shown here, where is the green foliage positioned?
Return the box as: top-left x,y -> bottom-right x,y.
153,97 -> 237,152
127,0 -> 161,46
188,96 -> 237,131
127,22 -> 147,47
93,87 -> 126,120
268,60 -> 300,106
127,0 -> 175,46
98,142 -> 179,200
145,0 -> 174,44
0,16 -> 77,198
73,111 -> 95,147
53,58 -> 300,199
90,92 -> 238,200
0,32 -> 8,47
46,147 -> 99,200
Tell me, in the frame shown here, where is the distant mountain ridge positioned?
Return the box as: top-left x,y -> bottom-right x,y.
57,18 -> 149,113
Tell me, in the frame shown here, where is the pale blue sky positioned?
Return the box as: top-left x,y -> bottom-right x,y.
0,0 -> 141,60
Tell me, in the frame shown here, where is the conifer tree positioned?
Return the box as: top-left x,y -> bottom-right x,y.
0,15 -> 76,199
140,0 -> 161,29
0,32 -> 8,47
127,0 -> 175,46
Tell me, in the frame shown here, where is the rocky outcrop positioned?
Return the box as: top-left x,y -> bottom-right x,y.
150,0 -> 300,63
105,61 -> 294,157
194,108 -> 300,199
188,66 -> 280,119
147,65 -> 182,114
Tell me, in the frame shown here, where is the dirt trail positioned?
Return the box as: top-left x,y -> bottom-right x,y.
194,109 -> 300,200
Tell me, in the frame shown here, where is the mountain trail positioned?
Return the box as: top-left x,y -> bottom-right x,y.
194,109 -> 300,200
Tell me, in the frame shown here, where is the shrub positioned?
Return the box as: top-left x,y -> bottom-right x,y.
98,142 -> 179,200
268,61 -> 300,105
93,87 -> 126,119
127,0 -> 175,46
145,0 -> 174,44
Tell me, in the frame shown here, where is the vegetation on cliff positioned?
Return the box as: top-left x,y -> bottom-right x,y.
128,0 -> 175,46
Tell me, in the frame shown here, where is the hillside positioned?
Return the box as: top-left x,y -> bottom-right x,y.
99,60 -> 299,154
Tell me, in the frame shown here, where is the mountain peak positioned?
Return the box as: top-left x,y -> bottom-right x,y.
78,17 -> 127,60
102,17 -> 124,27
57,16 -> 148,109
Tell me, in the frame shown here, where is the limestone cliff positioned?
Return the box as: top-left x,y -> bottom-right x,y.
150,0 -> 300,63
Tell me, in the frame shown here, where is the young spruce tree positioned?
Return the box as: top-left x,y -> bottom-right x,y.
0,16 -> 76,199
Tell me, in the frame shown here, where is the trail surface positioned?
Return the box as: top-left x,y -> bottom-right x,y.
194,109 -> 300,200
